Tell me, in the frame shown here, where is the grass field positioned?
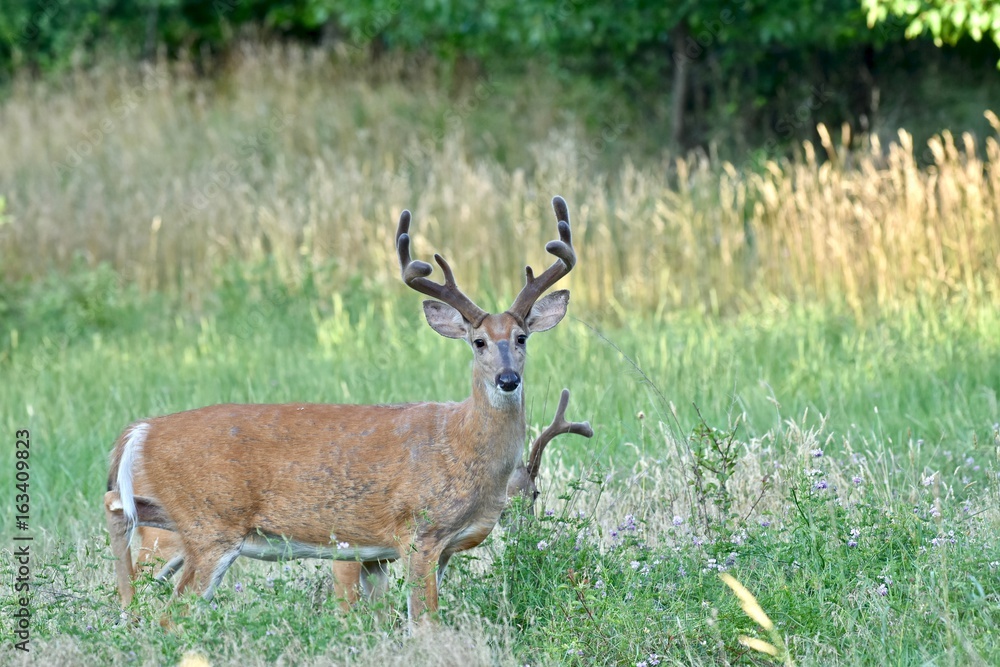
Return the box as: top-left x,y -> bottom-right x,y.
1,47 -> 999,665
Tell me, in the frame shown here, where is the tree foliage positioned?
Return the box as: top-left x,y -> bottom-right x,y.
0,0 -> 901,75
864,0 -> 1000,65
1,0 -> 997,153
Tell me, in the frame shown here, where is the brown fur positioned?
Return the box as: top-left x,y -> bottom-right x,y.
105,389 -> 593,612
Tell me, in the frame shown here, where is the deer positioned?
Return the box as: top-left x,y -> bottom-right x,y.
106,389 -> 593,610
104,196 -> 580,625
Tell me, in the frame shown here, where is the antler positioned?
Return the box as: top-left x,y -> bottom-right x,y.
396,209 -> 488,327
508,196 -> 578,321
527,388 -> 593,482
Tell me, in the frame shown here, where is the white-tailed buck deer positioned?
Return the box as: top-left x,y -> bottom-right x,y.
106,388 -> 593,610
105,197 -> 580,624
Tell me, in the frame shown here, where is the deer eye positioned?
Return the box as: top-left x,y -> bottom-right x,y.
516,334 -> 527,345
473,338 -> 486,349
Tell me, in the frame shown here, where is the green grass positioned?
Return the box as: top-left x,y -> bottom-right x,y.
1,264 -> 998,665
1,45 -> 999,666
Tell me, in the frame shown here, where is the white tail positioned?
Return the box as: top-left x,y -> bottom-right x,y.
105,197 -> 580,624
116,423 -> 148,537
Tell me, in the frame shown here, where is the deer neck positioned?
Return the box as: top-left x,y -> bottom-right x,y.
461,375 -> 526,471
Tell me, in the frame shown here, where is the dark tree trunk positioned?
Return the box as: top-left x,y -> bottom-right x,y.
141,5 -> 158,62
670,22 -> 691,152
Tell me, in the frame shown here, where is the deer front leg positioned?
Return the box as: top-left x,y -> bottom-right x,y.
360,561 -> 390,601
437,552 -> 453,588
334,560 -> 393,618
405,543 -> 445,628
333,561 -> 362,611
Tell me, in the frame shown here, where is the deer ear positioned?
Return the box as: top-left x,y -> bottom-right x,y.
525,290 -> 569,333
423,300 -> 468,339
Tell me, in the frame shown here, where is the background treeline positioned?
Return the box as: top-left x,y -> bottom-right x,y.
2,0 -> 998,157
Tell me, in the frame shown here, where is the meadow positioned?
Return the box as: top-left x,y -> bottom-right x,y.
1,47 -> 999,665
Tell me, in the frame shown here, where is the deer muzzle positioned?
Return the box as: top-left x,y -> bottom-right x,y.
495,371 -> 521,392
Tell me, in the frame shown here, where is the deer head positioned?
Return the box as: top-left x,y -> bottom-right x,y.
396,196 -> 577,408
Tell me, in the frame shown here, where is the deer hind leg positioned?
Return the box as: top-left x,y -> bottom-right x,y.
105,494 -> 186,597
173,534 -> 243,601
134,527 -> 186,584
104,491 -> 136,607
155,554 -> 185,582
136,528 -> 183,570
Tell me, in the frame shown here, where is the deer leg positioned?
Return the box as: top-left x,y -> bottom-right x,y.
137,527 -> 183,570
333,560 -> 391,613
155,554 -> 185,582
436,552 -> 453,588
136,527 -> 186,582
174,534 -> 242,600
332,561 -> 362,611
405,543 -> 445,627
173,560 -> 197,597
104,491 -> 137,606
360,560 -> 390,601
106,496 -> 187,594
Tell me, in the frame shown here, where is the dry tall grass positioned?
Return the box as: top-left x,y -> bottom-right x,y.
1,45 -> 997,317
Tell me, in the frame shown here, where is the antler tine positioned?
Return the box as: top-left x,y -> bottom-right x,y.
395,209 -> 488,326
508,196 -> 578,321
527,389 -> 594,482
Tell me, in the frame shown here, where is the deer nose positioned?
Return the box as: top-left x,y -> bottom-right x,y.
496,371 -> 521,392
